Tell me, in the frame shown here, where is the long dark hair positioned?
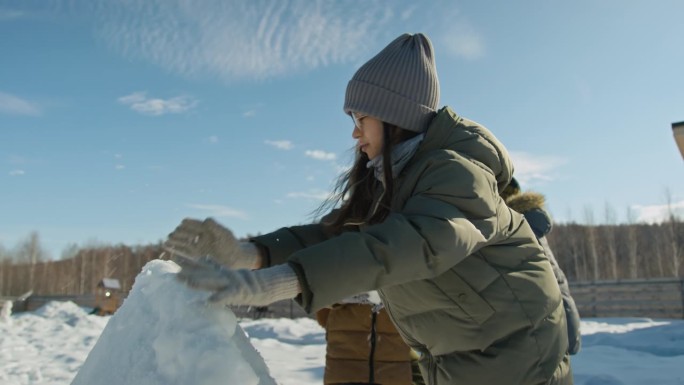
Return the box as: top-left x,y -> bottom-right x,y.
316,122 -> 419,235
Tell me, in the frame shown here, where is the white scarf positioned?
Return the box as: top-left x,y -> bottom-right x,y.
366,133 -> 425,182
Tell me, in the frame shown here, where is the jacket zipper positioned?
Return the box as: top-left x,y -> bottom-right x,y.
368,310 -> 377,384
427,353 -> 436,385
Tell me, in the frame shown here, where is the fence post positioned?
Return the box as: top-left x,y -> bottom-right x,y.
591,282 -> 597,318
680,278 -> 684,319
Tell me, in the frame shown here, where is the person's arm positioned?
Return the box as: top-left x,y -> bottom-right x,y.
539,237 -> 582,355
174,255 -> 301,307
523,207 -> 553,239
250,223 -> 331,267
289,152 -> 505,312
170,156 -> 502,313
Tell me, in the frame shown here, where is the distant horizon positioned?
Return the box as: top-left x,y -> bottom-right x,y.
2,207 -> 682,260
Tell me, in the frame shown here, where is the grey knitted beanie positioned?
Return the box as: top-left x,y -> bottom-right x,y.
344,33 -> 440,133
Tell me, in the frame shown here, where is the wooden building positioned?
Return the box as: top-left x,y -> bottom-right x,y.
94,278 -> 122,315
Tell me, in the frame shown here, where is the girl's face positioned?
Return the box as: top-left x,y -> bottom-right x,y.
351,113 -> 384,160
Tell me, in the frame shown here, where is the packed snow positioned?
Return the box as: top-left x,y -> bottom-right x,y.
70,260 -> 276,385
1,260 -> 683,385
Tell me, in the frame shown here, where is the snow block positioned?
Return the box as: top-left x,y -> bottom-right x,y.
71,260 -> 277,385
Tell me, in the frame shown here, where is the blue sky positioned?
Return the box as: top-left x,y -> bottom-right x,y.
2,0 -> 683,258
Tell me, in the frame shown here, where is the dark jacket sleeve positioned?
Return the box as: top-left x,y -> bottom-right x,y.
539,236 -> 582,355
523,207 -> 553,239
250,223 -> 331,266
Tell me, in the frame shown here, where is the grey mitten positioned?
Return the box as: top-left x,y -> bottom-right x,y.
164,218 -> 260,269
174,256 -> 300,306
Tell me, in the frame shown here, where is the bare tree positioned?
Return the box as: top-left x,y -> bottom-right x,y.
15,232 -> 47,263
664,189 -> 682,277
57,243 -> 79,294
0,243 -> 9,261
554,208 -> 590,281
603,202 -> 618,279
14,232 -> 47,291
568,224 -> 586,280
60,243 -> 79,260
79,251 -> 88,295
0,260 -> 5,295
0,243 -> 11,294
583,206 -> 600,281
625,207 -> 639,278
650,223 -> 666,277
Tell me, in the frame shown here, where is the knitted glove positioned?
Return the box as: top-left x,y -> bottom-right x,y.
174,256 -> 301,306
164,218 -> 260,270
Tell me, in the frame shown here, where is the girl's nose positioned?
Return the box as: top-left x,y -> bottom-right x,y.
352,125 -> 361,139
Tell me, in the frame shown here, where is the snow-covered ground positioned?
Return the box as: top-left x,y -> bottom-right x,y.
1,263 -> 683,385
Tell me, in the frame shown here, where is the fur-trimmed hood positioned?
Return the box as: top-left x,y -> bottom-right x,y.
505,191 -> 552,238
505,191 -> 546,213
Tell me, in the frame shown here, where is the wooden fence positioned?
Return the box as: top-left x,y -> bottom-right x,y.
569,278 -> 684,319
5,294 -> 310,319
19,294 -> 96,313
6,278 -> 684,319
230,300 -> 310,319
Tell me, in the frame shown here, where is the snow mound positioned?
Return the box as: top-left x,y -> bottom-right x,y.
34,301 -> 91,326
71,259 -> 276,385
582,319 -> 684,357
241,317 -> 325,345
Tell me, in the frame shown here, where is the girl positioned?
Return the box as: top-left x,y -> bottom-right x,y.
167,33 -> 573,385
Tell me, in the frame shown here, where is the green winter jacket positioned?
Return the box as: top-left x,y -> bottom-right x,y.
252,107 -> 571,385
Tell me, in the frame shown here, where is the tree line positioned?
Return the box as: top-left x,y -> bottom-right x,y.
0,240 -> 165,297
548,219 -> 683,280
0,217 -> 682,297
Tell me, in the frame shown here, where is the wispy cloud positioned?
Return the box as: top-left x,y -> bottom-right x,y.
631,200 -> 684,223
208,136 -> 219,144
286,189 -> 331,201
118,92 -> 198,116
8,155 -> 27,165
115,164 -> 125,170
265,140 -> 293,150
0,91 -> 40,116
400,6 -> 417,21
187,204 -> 248,220
67,1 -> 473,81
305,150 -> 336,161
0,9 -> 24,20
82,0 -> 398,81
508,151 -> 567,185
440,22 -> 485,60
9,169 -> 25,176
243,110 -> 257,118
